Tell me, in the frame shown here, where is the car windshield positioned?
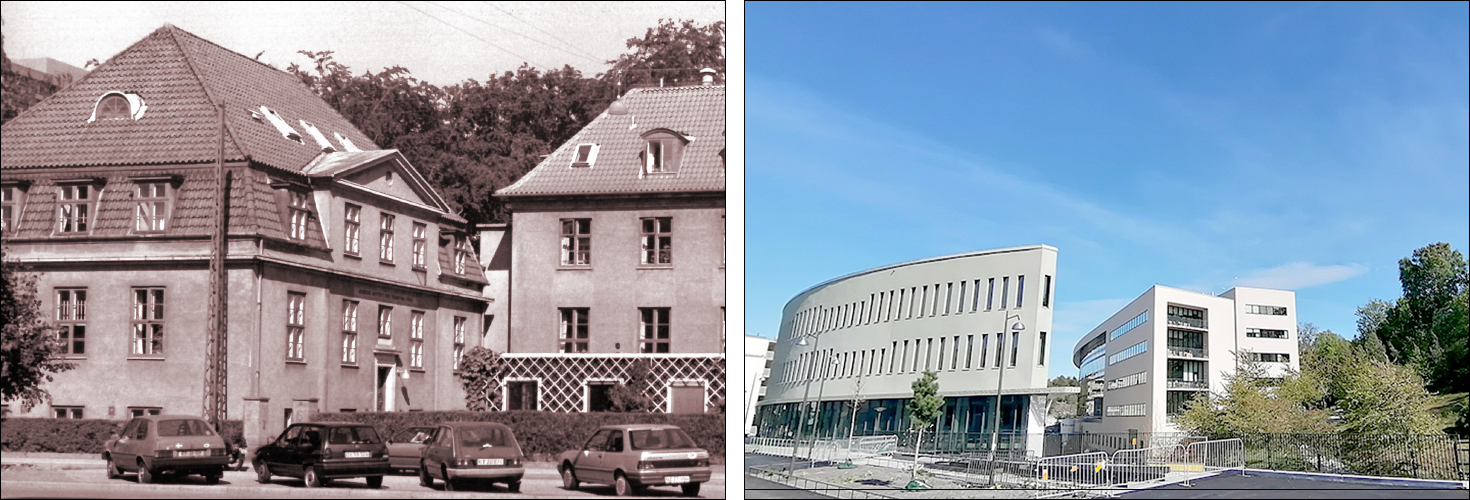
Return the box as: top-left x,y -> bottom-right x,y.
629,429 -> 696,450
392,428 -> 433,444
328,426 -> 381,445
157,419 -> 214,437
457,426 -> 511,448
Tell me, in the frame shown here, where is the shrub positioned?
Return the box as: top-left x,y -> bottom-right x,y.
1,418 -> 245,454
311,410 -> 724,461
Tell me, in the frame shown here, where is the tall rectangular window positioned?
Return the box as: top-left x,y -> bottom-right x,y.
1010,331 -> 1020,367
1039,332 -> 1047,365
1,185 -> 20,233
958,281 -> 968,313
55,288 -> 87,356
286,293 -> 305,361
640,217 -> 672,265
561,218 -> 591,265
452,317 -> 466,370
134,182 -> 170,232
952,335 -> 960,369
1043,275 -> 1053,308
411,222 -> 428,269
455,236 -> 472,274
288,191 -> 310,240
57,184 -> 91,233
131,287 -> 164,356
1016,275 -> 1025,308
944,283 -> 953,315
980,334 -> 989,368
343,204 -> 360,255
986,278 -> 995,310
937,337 -> 946,370
932,284 -> 941,316
560,308 -> 589,353
897,289 -> 906,319
341,300 -> 358,364
379,213 -> 395,262
879,348 -> 887,375
995,333 -> 1005,367
966,335 -> 975,369
410,311 -> 424,368
1001,277 -> 1010,309
920,286 -> 929,318
639,307 -> 671,353
378,305 -> 393,339
925,338 -> 934,371
901,341 -> 909,372
890,342 -> 897,372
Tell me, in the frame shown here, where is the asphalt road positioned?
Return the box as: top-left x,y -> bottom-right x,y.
742,453 -> 832,499
0,464 -> 725,499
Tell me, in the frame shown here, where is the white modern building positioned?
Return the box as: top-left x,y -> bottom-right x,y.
1072,285 -> 1299,434
744,335 -> 775,435
754,245 -> 1075,456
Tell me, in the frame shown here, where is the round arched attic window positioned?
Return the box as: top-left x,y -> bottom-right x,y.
96,94 -> 131,120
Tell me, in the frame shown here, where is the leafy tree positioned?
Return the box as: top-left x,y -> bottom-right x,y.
1357,243 -> 1468,394
2,248 -> 76,411
455,346 -> 505,411
605,19 -> 725,88
1175,351 -> 1333,438
906,371 -> 943,482
608,359 -> 654,412
1339,359 -> 1450,435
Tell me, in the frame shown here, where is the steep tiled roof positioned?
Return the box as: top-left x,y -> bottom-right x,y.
496,85 -> 725,197
1,24 -> 378,173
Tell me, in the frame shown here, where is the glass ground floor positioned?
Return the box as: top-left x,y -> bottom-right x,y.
753,395 -> 1037,453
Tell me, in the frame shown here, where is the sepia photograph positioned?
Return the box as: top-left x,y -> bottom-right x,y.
1,1 -> 727,498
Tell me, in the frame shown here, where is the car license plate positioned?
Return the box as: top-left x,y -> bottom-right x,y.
477,458 -> 503,466
345,451 -> 370,458
666,476 -> 690,484
176,450 -> 206,458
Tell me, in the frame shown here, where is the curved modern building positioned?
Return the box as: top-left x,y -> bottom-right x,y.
753,245 -> 1069,455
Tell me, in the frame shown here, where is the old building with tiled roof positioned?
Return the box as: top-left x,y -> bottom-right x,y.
1,25 -> 490,445
481,80 -> 725,413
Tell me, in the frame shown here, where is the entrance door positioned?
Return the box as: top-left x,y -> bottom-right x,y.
376,366 -> 390,411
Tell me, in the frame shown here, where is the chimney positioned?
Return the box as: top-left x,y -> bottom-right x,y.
701,68 -> 717,86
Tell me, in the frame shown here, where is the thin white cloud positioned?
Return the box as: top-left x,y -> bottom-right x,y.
1234,262 -> 1368,290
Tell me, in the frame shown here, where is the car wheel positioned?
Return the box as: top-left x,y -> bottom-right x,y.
614,472 -> 633,497
137,460 -> 154,484
442,465 -> 458,491
508,480 -> 522,493
367,475 -> 383,489
255,461 -> 272,484
561,465 -> 579,490
682,482 -> 702,496
105,456 -> 121,480
304,465 -> 323,488
419,461 -> 433,487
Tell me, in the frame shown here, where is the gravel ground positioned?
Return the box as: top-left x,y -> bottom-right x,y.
786,462 -> 1040,499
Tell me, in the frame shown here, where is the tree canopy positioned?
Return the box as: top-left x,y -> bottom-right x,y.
2,249 -> 76,411
1355,243 -> 1467,396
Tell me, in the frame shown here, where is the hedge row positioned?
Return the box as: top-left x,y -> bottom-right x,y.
311,411 -> 724,461
1,418 -> 244,454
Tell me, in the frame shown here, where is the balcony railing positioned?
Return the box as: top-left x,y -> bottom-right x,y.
1167,346 -> 1206,359
1167,316 -> 1207,329
1167,378 -> 1208,390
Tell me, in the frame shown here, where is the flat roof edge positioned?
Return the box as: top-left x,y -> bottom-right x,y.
783,245 -> 1058,311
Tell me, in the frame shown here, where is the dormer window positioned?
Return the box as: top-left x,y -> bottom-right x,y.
640,129 -> 690,175
259,106 -> 304,144
455,236 -> 473,275
88,92 -> 147,122
1,184 -> 25,234
287,191 -> 311,240
56,184 -> 94,234
133,181 -> 172,233
571,144 -> 599,168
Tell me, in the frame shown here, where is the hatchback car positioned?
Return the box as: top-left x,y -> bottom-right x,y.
419,422 -> 526,492
103,414 -> 230,484
253,422 -> 389,488
386,426 -> 435,473
558,424 -> 711,496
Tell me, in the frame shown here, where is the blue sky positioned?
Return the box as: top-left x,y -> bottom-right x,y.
745,2 -> 1469,372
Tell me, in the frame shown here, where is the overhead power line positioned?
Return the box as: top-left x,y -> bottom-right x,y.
481,1 -> 607,63
395,1 -> 554,69
425,1 -> 603,66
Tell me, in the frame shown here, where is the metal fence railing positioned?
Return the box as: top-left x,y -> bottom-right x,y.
747,464 -> 897,499
1034,451 -> 1109,489
1239,434 -> 1465,481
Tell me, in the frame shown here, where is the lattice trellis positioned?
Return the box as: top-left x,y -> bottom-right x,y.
496,354 -> 725,413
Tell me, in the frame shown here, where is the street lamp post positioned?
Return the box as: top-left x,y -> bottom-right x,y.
990,313 -> 1025,484
788,332 -> 822,473
807,356 -> 839,464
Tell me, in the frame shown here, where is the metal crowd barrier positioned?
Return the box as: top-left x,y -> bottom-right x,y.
1034,451 -> 1110,489
747,464 -> 898,499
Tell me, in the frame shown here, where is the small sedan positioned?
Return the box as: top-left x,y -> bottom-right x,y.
558,424 -> 711,497
103,415 -> 229,484
253,422 -> 389,488
386,427 -> 436,473
419,422 -> 526,492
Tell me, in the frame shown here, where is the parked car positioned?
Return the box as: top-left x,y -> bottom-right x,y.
418,421 -> 526,492
558,424 -> 711,497
253,422 -> 389,488
386,426 -> 436,473
103,414 -> 230,484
